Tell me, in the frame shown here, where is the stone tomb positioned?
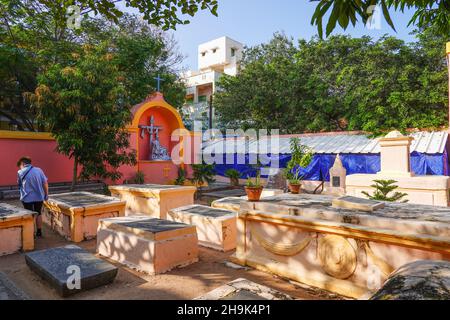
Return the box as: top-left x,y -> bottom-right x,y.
43,192 -> 126,243
97,216 -> 198,274
25,245 -> 118,297
233,193 -> 450,299
109,184 -> 196,218
0,203 -> 34,256
195,278 -> 294,300
168,205 -> 237,252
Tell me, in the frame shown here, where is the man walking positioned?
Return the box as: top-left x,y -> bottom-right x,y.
17,157 -> 49,237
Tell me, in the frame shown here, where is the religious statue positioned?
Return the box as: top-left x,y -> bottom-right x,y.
139,115 -> 171,161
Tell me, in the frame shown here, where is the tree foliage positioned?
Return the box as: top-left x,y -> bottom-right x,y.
215,30 -> 449,134
362,179 -> 408,202
29,44 -> 137,189
311,0 -> 450,38
0,1 -> 188,130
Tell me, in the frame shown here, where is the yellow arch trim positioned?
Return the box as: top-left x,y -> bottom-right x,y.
0,130 -> 54,140
129,99 -> 186,130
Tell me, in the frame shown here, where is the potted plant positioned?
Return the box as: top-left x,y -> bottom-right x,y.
225,169 -> 241,187
284,138 -> 313,194
245,170 -> 264,201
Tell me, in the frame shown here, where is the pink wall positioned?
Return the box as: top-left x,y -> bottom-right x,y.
0,138 -> 75,186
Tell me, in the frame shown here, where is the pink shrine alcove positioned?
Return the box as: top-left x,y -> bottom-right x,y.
127,92 -> 189,184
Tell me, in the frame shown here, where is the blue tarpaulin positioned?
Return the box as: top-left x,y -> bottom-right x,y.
212,151 -> 449,181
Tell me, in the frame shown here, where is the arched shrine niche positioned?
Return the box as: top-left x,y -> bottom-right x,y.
128,92 -> 188,184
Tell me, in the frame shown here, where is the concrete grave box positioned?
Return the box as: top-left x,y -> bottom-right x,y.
97,216 -> 198,274
25,245 -> 118,297
0,203 -> 34,256
168,205 -> 237,252
43,192 -> 126,243
233,193 -> 450,299
108,184 -> 196,218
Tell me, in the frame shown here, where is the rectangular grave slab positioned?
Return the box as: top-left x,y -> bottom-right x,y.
97,216 -> 198,274
168,205 -> 237,252
108,184 -> 196,218
25,245 -> 118,297
332,196 -> 385,212
0,272 -> 29,300
43,192 -> 126,242
195,278 -> 294,300
0,203 -> 34,256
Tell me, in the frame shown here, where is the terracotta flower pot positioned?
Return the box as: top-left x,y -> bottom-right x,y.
245,187 -> 264,202
288,183 -> 301,194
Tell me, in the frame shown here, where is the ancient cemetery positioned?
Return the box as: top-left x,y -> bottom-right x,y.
1,8 -> 450,303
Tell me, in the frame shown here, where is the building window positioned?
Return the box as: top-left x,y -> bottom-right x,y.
212,48 -> 217,54
231,48 -> 236,57
201,51 -> 206,57
198,96 -> 207,103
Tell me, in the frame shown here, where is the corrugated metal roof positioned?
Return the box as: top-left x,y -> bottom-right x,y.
202,131 -> 448,155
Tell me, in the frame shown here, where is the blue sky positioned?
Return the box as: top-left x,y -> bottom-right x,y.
170,0 -> 417,70
119,0 -> 418,70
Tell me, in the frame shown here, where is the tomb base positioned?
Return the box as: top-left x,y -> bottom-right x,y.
43,192 -> 126,243
0,203 -> 34,256
109,184 -> 196,218
346,174 -> 450,207
168,205 -> 237,252
234,194 -> 450,299
97,216 -> 198,274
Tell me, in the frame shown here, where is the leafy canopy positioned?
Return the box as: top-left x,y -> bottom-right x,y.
311,0 -> 450,38
214,30 -> 449,135
29,43 -> 136,186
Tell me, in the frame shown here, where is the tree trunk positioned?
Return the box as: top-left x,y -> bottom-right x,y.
71,157 -> 78,192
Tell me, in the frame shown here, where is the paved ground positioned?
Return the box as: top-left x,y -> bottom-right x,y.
0,199 -> 342,300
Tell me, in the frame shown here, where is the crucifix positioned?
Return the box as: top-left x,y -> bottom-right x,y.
139,115 -> 162,158
154,74 -> 164,92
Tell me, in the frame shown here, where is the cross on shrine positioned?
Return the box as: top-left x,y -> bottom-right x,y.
154,74 -> 164,92
139,115 -> 162,152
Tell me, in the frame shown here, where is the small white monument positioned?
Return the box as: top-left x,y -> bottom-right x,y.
328,154 -> 347,195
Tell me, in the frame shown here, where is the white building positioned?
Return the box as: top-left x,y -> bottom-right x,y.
182,36 -> 243,128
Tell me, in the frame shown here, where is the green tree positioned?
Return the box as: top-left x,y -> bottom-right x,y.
311,0 -> 450,38
1,1 -> 187,129
362,179 -> 408,202
214,31 -> 449,134
29,43 -> 136,190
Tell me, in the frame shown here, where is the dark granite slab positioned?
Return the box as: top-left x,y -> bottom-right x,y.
25,245 -> 118,297
50,192 -> 114,207
0,272 -> 29,300
177,205 -> 235,218
116,218 -> 191,233
0,207 -> 15,218
203,189 -> 247,199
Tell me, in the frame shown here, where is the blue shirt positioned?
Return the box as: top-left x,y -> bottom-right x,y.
17,165 -> 48,203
